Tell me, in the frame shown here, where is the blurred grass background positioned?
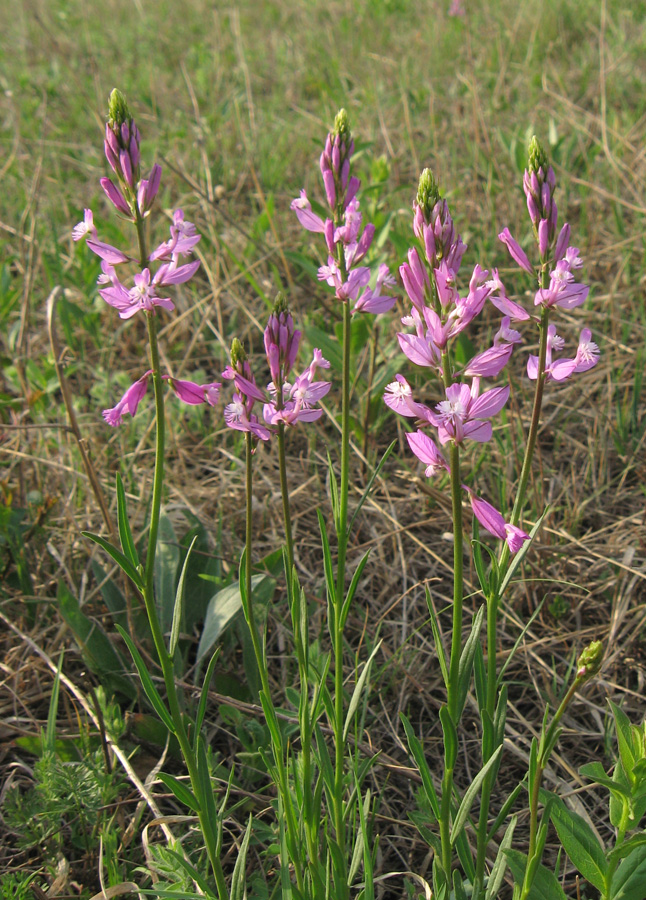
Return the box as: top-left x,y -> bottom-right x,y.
1,0 -> 645,896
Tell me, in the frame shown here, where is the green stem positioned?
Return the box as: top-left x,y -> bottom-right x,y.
134,213 -> 227,897
520,676 -> 580,900
474,266 -> 550,900
332,294 -> 352,879
243,432 -> 305,894
447,441 -> 464,722
277,423 -> 295,573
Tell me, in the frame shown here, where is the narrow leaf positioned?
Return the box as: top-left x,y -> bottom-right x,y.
485,816 -> 517,900
401,714 -> 440,819
158,772 -> 201,813
348,440 -> 396,536
451,746 -> 503,842
610,844 -> 646,900
426,587 -> 449,690
82,531 -> 143,588
230,816 -> 253,900
116,625 -> 174,732
169,535 -> 197,658
344,640 -> 382,740
115,473 -> 138,568
498,506 -> 550,598
194,648 -> 220,746
550,795 -> 607,891
456,605 -> 485,719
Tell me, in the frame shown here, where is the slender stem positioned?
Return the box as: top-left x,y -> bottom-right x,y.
134,209 -> 227,896
520,676 -> 580,900
277,423 -> 295,572
332,295 -> 352,877
447,442 -> 464,721
474,267 -> 550,900
243,432 -> 305,893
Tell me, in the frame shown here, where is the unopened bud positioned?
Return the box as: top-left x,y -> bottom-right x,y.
230,338 -> 247,370
108,89 -> 132,132
272,291 -> 289,317
528,135 -> 549,178
576,641 -> 603,681
416,168 -> 441,221
333,109 -> 352,146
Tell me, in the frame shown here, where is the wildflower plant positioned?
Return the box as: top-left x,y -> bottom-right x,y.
387,138 -> 602,900
70,89 -> 616,900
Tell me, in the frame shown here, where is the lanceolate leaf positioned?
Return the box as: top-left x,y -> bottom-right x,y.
549,794 -> 607,892
82,531 -> 143,589
115,472 -> 138,568
504,850 -> 567,900
116,625 -> 174,730
610,844 -> 646,900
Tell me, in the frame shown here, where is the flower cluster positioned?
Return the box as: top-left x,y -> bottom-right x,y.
386,169 -> 528,553
73,90 -> 220,425
291,110 -> 397,316
221,296 -> 331,441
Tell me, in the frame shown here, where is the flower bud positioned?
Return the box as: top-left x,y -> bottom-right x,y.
528,135 -> 550,178
230,337 -> 247,372
105,88 -> 141,194
576,640 -> 603,681
416,168 -> 441,222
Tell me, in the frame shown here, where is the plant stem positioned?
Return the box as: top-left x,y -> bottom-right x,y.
133,214 -> 227,897
277,422 -> 295,573
520,676 -> 580,900
447,441 -> 464,722
332,294 -> 352,883
243,431 -> 305,894
474,268 -> 550,900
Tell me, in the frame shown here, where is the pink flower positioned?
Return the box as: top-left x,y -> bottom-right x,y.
352,264 -> 397,314
167,378 -> 221,406
429,378 -> 510,444
263,350 -> 331,426
534,258 -> 589,310
291,190 -> 326,233
86,239 -> 130,265
100,177 -> 132,217
407,431 -> 450,477
72,209 -> 98,242
224,394 -> 271,441
467,491 -> 529,554
498,227 -> 534,275
573,328 -> 600,372
486,268 -> 531,321
464,317 -> 522,377
384,374 -> 431,419
103,371 -> 152,426
527,324 -> 579,382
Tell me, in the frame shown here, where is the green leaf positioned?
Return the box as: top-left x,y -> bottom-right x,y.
230,815 -> 253,900
82,530 -> 143,589
504,850 -> 567,900
339,549 -> 372,630
497,507 -> 550,598
610,701 -> 637,784
169,535 -> 196,659
154,511 -> 180,634
158,772 -> 201,813
485,816 -> 517,900
456,605 -> 484,719
90,559 -> 129,632
440,706 -> 458,770
451,746 -> 503,843
610,844 -> 646,900
549,795 -> 607,891
194,648 -> 220,745
57,584 -> 135,698
426,587 -> 449,691
116,625 -> 174,730
401,714 -> 440,820
195,734 -> 219,839
609,833 -> 646,863
344,640 -> 382,740
196,574 -> 274,665
347,440 -> 396,536
45,651 -> 64,753
116,473 -> 139,568
580,761 -> 632,798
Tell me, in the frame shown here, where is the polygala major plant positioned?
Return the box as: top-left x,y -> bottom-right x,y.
68,90 -> 643,900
